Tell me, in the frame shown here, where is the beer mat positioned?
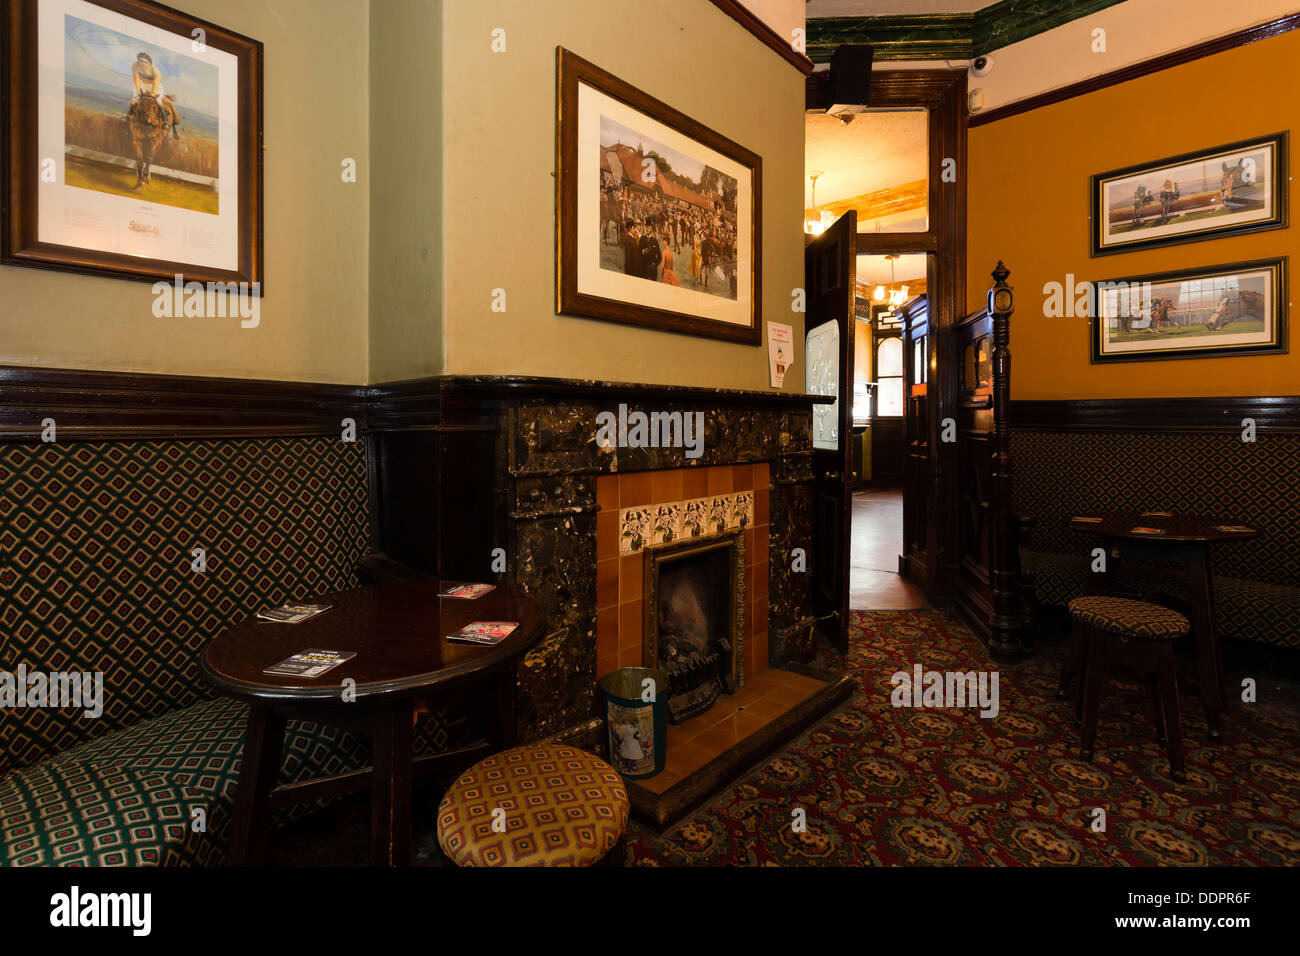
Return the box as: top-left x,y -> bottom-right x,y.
1129,526 -> 1168,535
1213,524 -> 1254,533
438,583 -> 496,599
1139,511 -> 1173,518
255,602 -> 332,623
1071,516 -> 1104,523
263,649 -> 355,678
446,621 -> 519,645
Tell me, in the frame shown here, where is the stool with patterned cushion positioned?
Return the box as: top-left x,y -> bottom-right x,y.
436,744 -> 629,866
1061,596 -> 1190,782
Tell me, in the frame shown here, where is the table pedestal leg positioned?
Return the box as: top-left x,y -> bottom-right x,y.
1188,545 -> 1223,739
370,701 -> 414,867
490,662 -> 519,750
227,704 -> 286,866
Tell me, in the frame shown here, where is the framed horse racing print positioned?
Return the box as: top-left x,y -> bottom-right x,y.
1090,258 -> 1287,364
1,0 -> 263,287
1091,133 -> 1288,257
556,47 -> 761,345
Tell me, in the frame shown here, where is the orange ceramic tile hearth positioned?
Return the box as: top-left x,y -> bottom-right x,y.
636,669 -> 829,795
596,465 -> 772,684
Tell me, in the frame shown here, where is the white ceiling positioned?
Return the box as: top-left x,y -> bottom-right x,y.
805,109 -> 928,209
806,0 -> 989,16
856,253 -> 927,288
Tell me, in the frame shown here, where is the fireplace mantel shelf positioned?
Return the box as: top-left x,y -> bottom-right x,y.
370,374 -> 835,408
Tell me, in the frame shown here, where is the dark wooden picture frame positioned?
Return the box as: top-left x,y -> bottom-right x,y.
1090,132 -> 1288,257
1,0 -> 263,287
1089,257 -> 1287,364
556,47 -> 761,345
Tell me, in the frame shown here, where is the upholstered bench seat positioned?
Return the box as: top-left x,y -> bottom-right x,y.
1033,551 -> 1300,648
437,744 -> 629,867
0,697 -> 370,867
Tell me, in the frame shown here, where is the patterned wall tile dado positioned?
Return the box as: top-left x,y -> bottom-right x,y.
624,494 -> 751,553
0,438 -> 373,777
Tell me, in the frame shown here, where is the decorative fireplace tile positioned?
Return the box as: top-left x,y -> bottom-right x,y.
706,495 -> 733,536
650,502 -> 683,545
681,498 -> 709,539
620,506 -> 653,554
731,491 -> 753,530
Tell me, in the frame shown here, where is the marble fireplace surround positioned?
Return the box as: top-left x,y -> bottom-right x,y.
368,375 -> 830,745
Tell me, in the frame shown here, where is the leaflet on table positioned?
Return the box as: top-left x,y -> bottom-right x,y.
438,583 -> 496,599
256,603 -> 332,623
446,622 -> 519,645
263,649 -> 355,678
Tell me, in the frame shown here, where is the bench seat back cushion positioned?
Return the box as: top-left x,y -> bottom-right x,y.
0,437 -> 372,777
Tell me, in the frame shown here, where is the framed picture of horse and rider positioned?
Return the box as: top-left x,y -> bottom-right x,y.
1,0 -> 262,287
1089,132 -> 1288,364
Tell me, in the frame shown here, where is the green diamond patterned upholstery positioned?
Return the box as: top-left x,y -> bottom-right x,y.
1013,430 -> 1300,647
0,696 -> 371,867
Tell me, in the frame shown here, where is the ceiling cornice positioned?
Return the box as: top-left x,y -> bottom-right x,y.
807,0 -> 1130,63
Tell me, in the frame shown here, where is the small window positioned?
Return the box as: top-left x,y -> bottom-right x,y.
876,337 -> 903,418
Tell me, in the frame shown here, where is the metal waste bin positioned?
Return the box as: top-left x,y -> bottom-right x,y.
600,667 -> 668,778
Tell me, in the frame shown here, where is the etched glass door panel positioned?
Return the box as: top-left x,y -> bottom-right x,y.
806,319 -> 840,451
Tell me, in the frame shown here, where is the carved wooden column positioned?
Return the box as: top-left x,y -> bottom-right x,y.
987,261 -> 1021,659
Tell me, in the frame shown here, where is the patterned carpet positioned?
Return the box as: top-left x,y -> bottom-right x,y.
624,610 -> 1300,866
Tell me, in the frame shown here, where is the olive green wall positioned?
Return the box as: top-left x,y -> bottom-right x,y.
0,0 -> 370,384
368,0 -> 443,384
437,0 -> 808,390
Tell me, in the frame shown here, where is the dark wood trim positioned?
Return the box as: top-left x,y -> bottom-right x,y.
1010,396 -> 1300,434
0,365 -> 366,440
0,367 -> 830,442
970,13 -> 1300,128
707,0 -> 813,75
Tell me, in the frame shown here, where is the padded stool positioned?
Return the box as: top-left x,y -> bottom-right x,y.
1062,596 -> 1190,782
437,744 -> 629,866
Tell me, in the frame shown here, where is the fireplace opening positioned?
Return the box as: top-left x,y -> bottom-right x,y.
644,531 -> 745,724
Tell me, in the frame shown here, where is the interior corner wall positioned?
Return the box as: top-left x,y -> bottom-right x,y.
0,0 -> 370,385
368,0 -> 444,384
437,0 -> 807,391
967,27 -> 1300,401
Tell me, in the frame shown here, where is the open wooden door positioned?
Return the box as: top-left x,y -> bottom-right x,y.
805,211 -> 856,654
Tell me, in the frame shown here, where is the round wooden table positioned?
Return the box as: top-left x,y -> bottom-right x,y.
201,579 -> 547,866
1067,511 -> 1258,739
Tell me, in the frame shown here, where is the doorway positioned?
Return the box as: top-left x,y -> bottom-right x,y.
805,67 -> 967,621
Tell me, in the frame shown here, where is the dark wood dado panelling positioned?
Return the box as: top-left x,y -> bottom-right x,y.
1011,396 -> 1300,435
0,365 -> 366,439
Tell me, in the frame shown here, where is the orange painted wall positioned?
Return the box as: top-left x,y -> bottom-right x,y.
967,28 -> 1299,400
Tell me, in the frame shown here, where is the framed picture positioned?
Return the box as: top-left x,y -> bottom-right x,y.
556,47 -> 761,345
1091,133 -> 1287,256
2,0 -> 263,286
1090,258 -> 1287,364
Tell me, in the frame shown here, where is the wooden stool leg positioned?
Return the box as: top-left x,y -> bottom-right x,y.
1058,620 -> 1088,700
1079,629 -> 1107,762
1156,645 -> 1186,782
226,704 -> 286,866
1147,673 -> 1166,744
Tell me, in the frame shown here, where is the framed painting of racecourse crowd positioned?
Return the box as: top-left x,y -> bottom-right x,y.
556,47 -> 762,344
1091,133 -> 1288,257
1,0 -> 263,286
1090,258 -> 1287,364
